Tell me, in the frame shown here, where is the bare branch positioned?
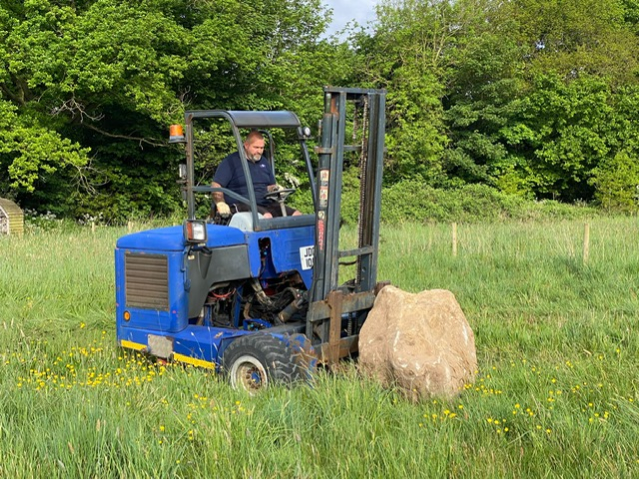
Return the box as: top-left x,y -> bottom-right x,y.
68,155 -> 110,195
83,123 -> 166,149
51,97 -> 104,122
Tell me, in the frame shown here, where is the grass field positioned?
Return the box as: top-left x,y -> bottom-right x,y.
0,216 -> 638,478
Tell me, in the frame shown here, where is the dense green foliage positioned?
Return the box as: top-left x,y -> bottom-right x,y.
0,0 -> 637,220
0,218 -> 637,477
358,0 -> 638,202
0,0 -> 349,218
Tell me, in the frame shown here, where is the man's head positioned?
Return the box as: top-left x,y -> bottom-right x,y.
243,130 -> 265,162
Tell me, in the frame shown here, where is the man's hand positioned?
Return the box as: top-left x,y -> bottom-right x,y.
216,201 -> 231,217
268,184 -> 284,193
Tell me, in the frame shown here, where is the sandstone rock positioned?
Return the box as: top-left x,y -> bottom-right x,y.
359,285 -> 477,400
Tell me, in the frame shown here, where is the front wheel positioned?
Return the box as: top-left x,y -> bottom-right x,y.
227,353 -> 269,391
221,333 -> 315,394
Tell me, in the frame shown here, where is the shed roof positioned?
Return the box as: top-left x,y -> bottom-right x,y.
0,198 -> 22,217
0,198 -> 24,236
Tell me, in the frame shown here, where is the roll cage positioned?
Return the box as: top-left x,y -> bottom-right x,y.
182,110 -> 317,231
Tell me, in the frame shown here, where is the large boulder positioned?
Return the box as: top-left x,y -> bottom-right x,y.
359,285 -> 477,400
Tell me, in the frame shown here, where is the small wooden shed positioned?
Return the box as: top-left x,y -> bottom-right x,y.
0,198 -> 24,236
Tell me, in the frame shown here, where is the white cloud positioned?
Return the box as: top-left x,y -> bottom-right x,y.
322,0 -> 379,38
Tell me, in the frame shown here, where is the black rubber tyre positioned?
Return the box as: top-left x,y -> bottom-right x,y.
221,333 -> 315,394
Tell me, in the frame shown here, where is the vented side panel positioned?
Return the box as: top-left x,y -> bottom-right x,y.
125,253 -> 169,310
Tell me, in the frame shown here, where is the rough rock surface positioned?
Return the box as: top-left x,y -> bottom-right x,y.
359,285 -> 477,400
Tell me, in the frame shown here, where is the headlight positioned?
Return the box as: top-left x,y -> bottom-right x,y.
183,220 -> 207,244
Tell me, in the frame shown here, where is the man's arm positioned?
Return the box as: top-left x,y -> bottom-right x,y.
211,180 -> 231,217
211,181 -> 225,204
212,156 -> 234,217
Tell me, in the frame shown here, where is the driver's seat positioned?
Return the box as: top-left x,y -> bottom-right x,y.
209,202 -> 263,231
228,212 -> 264,231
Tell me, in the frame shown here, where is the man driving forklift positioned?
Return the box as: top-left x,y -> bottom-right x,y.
211,130 -> 301,218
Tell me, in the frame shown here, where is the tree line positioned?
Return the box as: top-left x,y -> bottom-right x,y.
1,0 -> 637,220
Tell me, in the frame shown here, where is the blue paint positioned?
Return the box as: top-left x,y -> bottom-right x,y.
115,222 -> 315,362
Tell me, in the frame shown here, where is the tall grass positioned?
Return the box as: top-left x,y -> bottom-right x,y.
0,217 -> 637,478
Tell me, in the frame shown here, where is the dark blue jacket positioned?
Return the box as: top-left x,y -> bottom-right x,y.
213,152 -> 275,206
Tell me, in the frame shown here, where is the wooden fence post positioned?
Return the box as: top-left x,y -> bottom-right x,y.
583,223 -> 590,264
452,222 -> 458,257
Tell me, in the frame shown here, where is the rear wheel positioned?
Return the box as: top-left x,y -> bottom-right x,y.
222,333 -> 315,393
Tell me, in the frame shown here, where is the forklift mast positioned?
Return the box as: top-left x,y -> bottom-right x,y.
306,87 -> 386,363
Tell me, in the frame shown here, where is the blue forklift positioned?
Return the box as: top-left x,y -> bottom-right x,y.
115,87 -> 387,392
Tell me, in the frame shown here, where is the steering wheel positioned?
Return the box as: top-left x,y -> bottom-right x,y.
263,188 -> 296,203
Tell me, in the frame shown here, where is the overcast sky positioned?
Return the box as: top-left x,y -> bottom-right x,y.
321,0 -> 379,38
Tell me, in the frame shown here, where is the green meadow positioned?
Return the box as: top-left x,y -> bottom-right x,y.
0,217 -> 637,478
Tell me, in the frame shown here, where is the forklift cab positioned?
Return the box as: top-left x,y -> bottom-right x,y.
172,110 -> 317,232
